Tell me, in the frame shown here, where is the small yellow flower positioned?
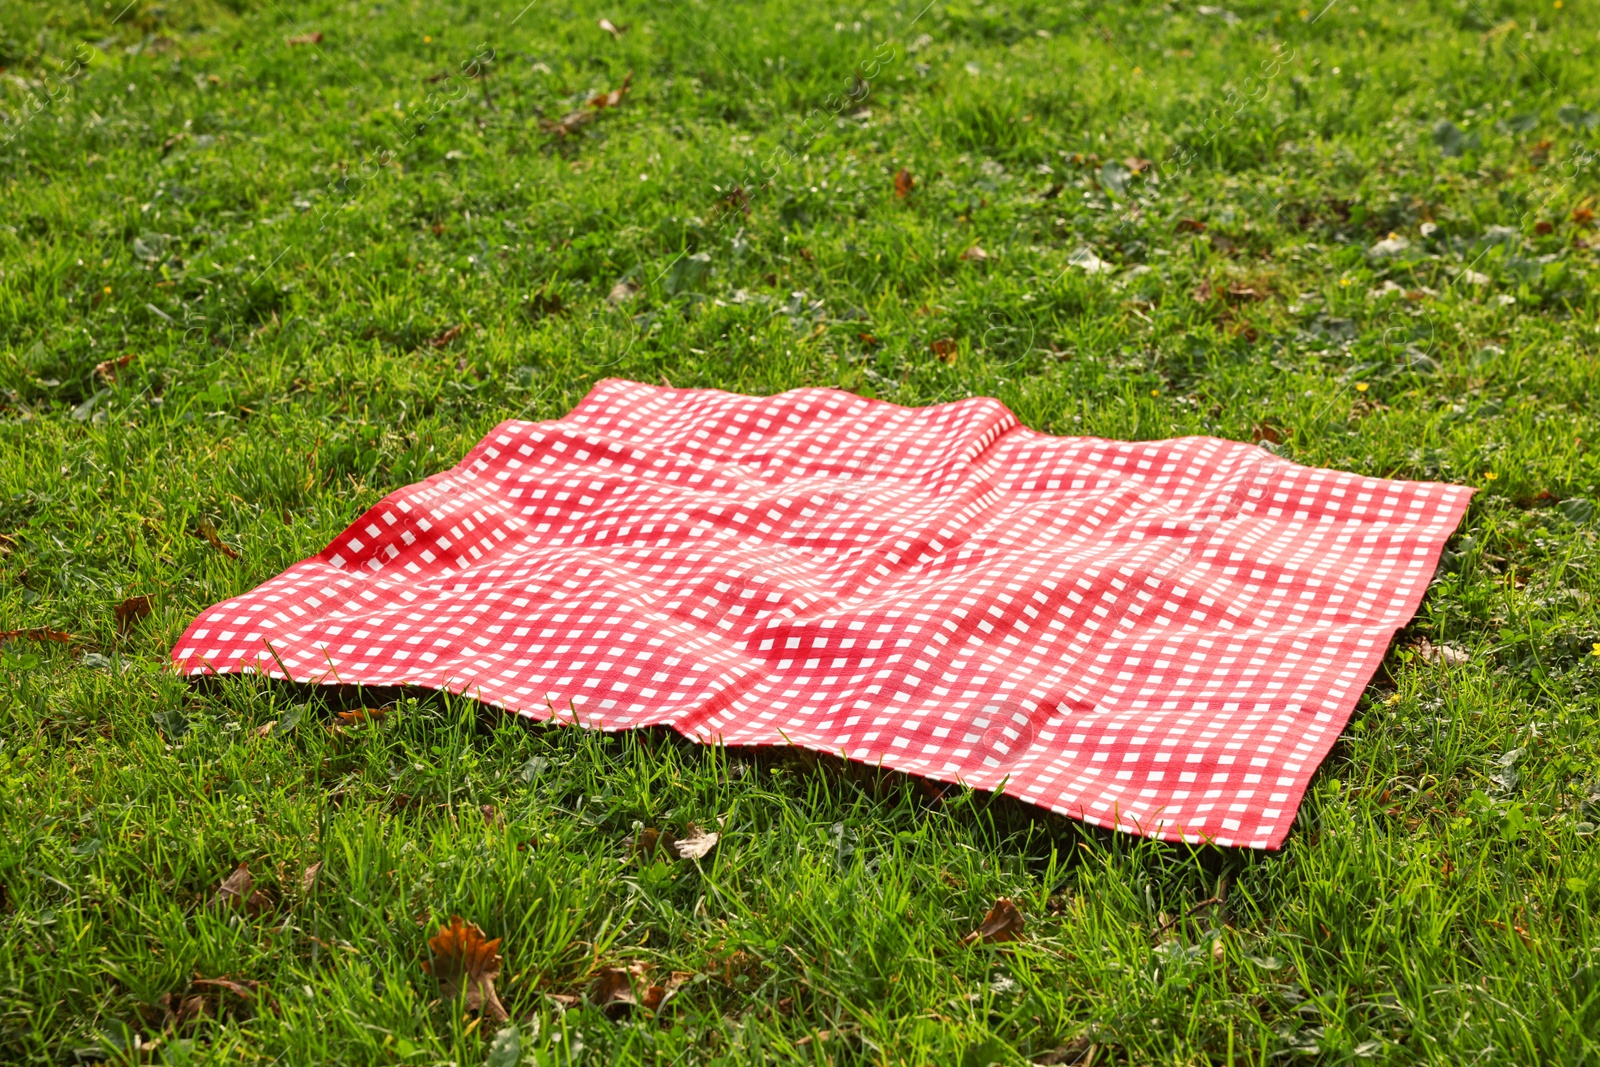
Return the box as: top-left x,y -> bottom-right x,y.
1555,1 -> 1563,8
1339,277 -> 1352,286
1483,471 -> 1498,481
1299,6 -> 1310,16
1591,641 -> 1600,657
1355,382 -> 1369,392
424,34 -> 433,42
1150,389 -> 1160,397
103,285 -> 112,293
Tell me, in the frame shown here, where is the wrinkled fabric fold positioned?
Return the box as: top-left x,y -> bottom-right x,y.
174,379 -> 1472,848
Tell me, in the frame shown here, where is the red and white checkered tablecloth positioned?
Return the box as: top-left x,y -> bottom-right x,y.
174,379 -> 1472,848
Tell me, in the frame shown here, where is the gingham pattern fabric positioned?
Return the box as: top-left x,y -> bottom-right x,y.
173,379 -> 1472,848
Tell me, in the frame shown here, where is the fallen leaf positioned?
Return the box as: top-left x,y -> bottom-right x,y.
538,71 -> 632,137
114,594 -> 152,634
671,825 -> 719,861
960,897 -> 1024,945
628,827 -> 671,859
301,861 -> 322,894
1191,280 -> 1215,303
894,168 -> 915,198
607,279 -> 640,305
931,338 -> 959,364
195,520 -> 241,560
1226,284 -> 1266,302
591,962 -> 649,1016
424,917 -> 509,1022
1574,206 -> 1595,227
588,71 -> 633,110
1413,638 -> 1469,666
960,245 -> 989,262
429,324 -> 464,348
1176,218 -> 1207,233
1535,220 -> 1554,235
1033,1037 -> 1093,1065
160,992 -> 209,1027
95,352 -> 136,383
640,970 -> 692,1012
213,862 -> 259,910
857,332 -> 879,347
0,627 -> 76,645
716,185 -> 751,217
192,975 -> 260,1000
253,720 -> 277,738
598,17 -> 627,38
481,803 -> 501,827
286,31 -> 323,45
1124,156 -> 1152,173
336,707 -> 388,725
1252,422 -> 1285,446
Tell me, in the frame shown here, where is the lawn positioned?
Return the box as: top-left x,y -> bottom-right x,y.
2,0 -> 1600,1061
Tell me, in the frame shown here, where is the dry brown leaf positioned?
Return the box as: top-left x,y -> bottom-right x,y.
959,245 -> 988,263
545,991 -> 581,1009
336,707 -> 388,725
301,861 -> 322,894
598,17 -> 627,38
1033,1036 -> 1094,1064
423,917 -> 509,1022
213,862 -> 258,910
0,627 -> 76,645
607,279 -> 640,305
588,71 -> 633,110
1226,284 -> 1266,302
931,338 -> 959,364
1176,218 -> 1207,233
640,970 -> 692,1013
591,961 -> 649,1016
195,520 -> 240,560
192,975 -> 260,1000
286,31 -> 324,45
715,185 -> 751,217
1190,280 -> 1215,303
541,108 -> 597,137
161,992 -> 209,1027
1124,156 -> 1152,173
114,594 -> 152,634
960,897 -> 1024,945
893,168 -> 915,198
1574,206 -> 1594,227
95,352 -> 136,383
1252,421 -> 1285,446
628,827 -> 670,858
1413,637 -> 1469,666
672,825 -> 719,861
253,720 -> 276,738
429,323 -> 464,348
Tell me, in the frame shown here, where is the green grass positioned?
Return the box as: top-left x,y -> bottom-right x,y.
2,0 -> 1600,1061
